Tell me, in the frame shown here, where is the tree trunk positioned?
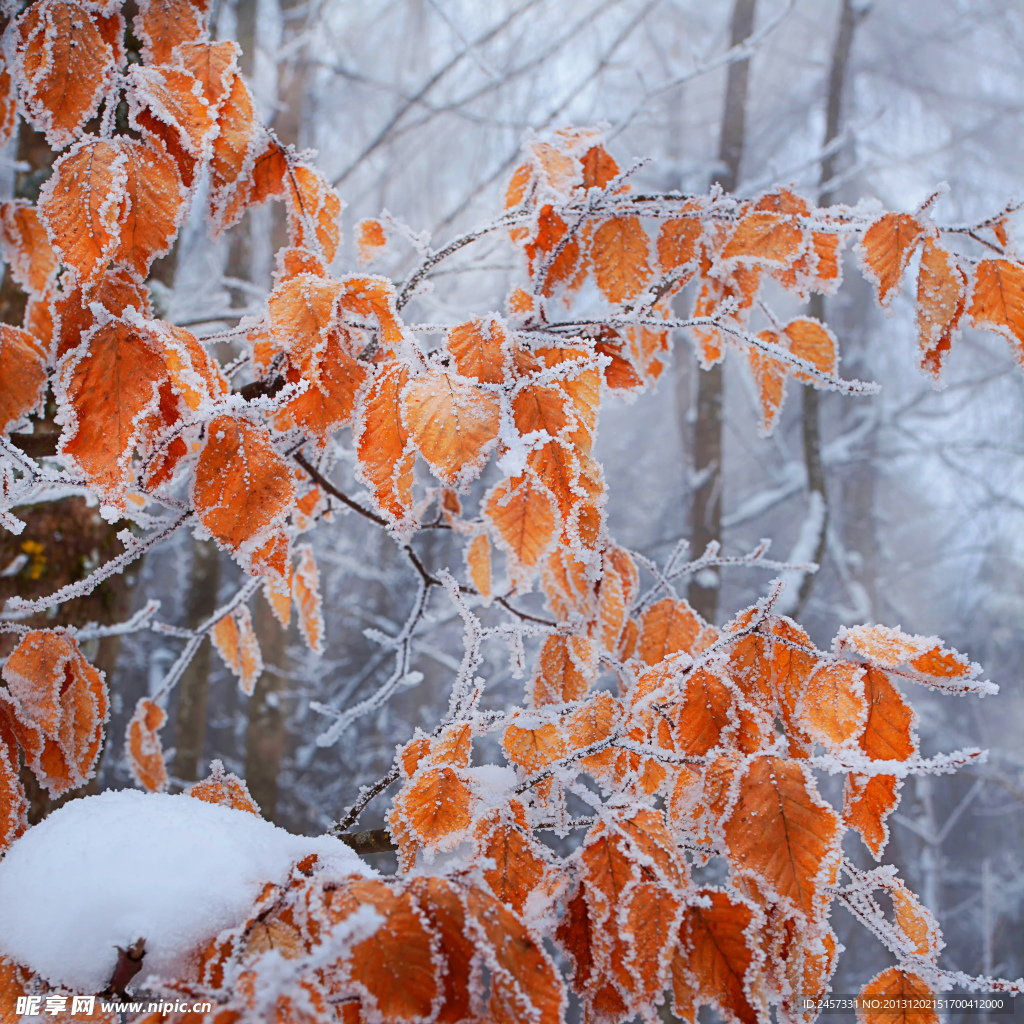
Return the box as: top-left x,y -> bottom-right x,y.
171,538 -> 221,784
792,0 -> 861,619
688,0 -> 756,623
246,592 -> 288,820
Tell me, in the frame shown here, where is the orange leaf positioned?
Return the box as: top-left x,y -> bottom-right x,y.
0,730 -> 27,855
355,218 -> 388,266
484,474 -> 557,576
328,878 -> 441,1021
638,598 -> 711,666
591,216 -> 653,303
657,217 -> 701,272
126,697 -> 168,793
475,810 -> 547,915
115,138 -> 187,278
837,623 -> 976,685
858,969 -> 938,1024
39,137 -> 126,282
187,760 -> 261,815
916,237 -> 966,379
464,883 -> 565,1024
194,415 -> 296,563
0,202 -> 58,295
0,61 -> 17,150
0,326 -> 48,436
671,668 -> 735,756
390,766 -> 474,849
285,163 -> 343,264
402,369 -> 500,486
673,889 -> 763,1024
504,719 -> 566,773
267,270 -> 344,368
355,363 -> 414,523
843,666 -> 915,857
723,755 -> 840,919
747,340 -> 788,435
56,317 -> 169,504
337,276 -> 405,351
128,62 -> 218,188
796,661 -> 868,749
722,211 -> 805,266
968,257 -> 1024,364
211,605 -> 263,696
294,543 -> 325,655
886,879 -> 942,960
14,1 -> 116,148
135,0 -> 212,66
54,267 -> 152,360
447,316 -> 509,384
784,317 -> 839,382
409,877 -> 474,1024
174,41 -> 239,110
466,533 -> 492,600
859,212 -> 923,307
531,634 -> 595,706
0,630 -> 107,798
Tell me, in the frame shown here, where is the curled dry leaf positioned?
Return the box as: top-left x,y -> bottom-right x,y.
917,237 -> 966,380
0,630 -> 108,798
187,760 -> 261,815
126,698 -> 168,793
0,202 -> 58,295
211,605 -> 264,696
294,543 -> 325,655
843,666 -> 915,858
355,362 -> 414,523
0,726 -> 28,855
0,326 -> 48,436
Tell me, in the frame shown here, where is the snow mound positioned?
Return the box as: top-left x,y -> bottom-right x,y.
0,789 -> 372,993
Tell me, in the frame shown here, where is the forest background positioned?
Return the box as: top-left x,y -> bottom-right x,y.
1,0 -> 1022,1006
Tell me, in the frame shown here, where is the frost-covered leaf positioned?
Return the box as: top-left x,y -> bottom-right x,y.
591,216 -> 652,304
355,362 -> 414,524
916,237 -> 966,380
294,543 -> 325,655
186,760 -> 260,816
135,0 -> 213,66
402,369 -> 500,487
858,968 -> 937,1024
193,415 -> 296,568
211,605 -> 263,696
0,326 -> 48,436
723,756 -> 840,919
13,1 -> 116,149
125,698 -> 168,793
858,212 -> 923,308
968,257 -> 1024,365
0,202 -> 58,296
0,631 -> 107,798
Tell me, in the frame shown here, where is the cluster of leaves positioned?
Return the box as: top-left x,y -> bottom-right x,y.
1,2 -> 1023,1022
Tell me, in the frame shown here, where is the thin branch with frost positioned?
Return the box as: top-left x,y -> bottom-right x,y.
3,512 -> 193,617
